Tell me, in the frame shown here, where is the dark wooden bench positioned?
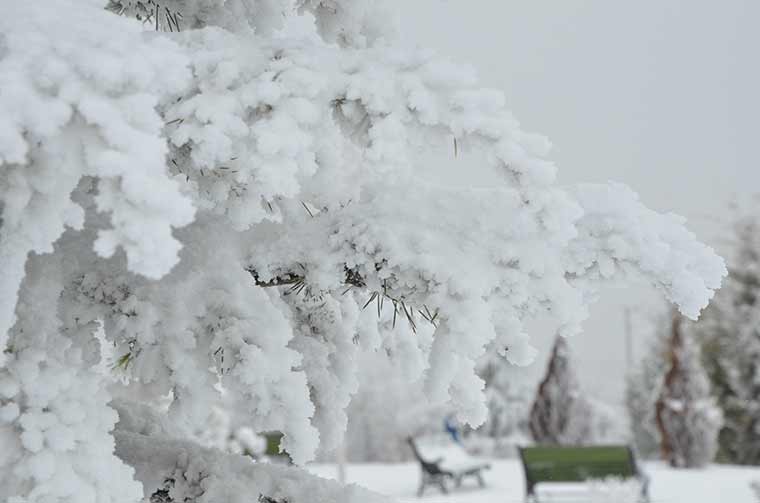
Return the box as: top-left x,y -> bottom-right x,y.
407,437 -> 490,496
519,445 -> 650,502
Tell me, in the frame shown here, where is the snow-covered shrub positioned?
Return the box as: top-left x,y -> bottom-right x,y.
655,312 -> 722,468
0,0 -> 726,501
529,336 -> 593,445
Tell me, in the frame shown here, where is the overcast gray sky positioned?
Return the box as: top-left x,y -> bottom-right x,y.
391,0 -> 760,405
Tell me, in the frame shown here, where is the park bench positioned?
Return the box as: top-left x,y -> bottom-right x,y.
518,445 -> 650,502
407,436 -> 491,496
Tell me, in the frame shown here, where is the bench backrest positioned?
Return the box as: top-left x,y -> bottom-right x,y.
519,445 -> 638,485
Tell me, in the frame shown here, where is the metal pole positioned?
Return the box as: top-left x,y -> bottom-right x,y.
337,441 -> 347,485
624,306 -> 633,373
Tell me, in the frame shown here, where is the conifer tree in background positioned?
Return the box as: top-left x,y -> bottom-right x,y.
655,312 -> 722,468
529,336 -> 592,445
0,1 -> 726,501
629,214 -> 760,465
691,216 -> 760,464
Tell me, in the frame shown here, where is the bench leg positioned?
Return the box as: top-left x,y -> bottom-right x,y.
639,475 -> 651,503
417,471 -> 428,497
437,477 -> 448,495
476,471 -> 486,488
525,483 -> 538,503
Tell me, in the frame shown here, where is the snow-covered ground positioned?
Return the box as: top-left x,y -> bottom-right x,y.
309,459 -> 758,503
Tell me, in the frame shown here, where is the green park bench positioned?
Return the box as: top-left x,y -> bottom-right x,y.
518,445 -> 650,502
262,431 -> 291,463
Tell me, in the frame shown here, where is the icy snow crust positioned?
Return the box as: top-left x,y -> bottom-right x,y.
0,1 -> 725,501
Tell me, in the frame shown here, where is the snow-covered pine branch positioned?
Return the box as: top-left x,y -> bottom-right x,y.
0,1 -> 725,501
111,399 -> 393,503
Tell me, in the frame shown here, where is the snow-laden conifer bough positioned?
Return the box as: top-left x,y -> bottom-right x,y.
0,1 -> 726,502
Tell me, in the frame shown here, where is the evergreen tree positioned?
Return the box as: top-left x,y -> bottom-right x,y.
628,214 -> 760,465
655,312 -> 722,468
691,216 -> 760,464
529,336 -> 592,445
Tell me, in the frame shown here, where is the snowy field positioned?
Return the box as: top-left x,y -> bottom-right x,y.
309,460 -> 759,503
